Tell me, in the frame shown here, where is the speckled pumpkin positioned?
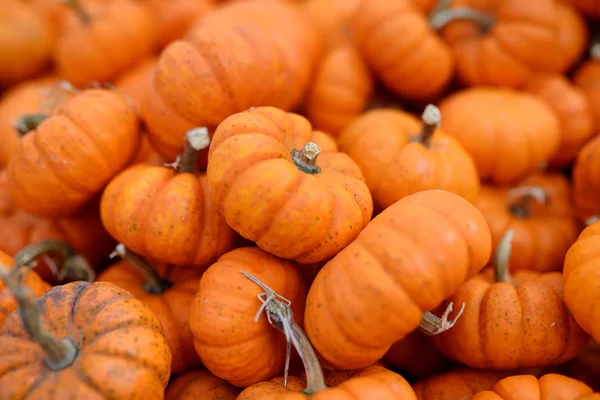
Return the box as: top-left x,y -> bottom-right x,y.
165,369 -> 239,400
206,106 -> 373,264
571,135 -> 600,223
471,374 -> 597,400
413,368 -> 507,400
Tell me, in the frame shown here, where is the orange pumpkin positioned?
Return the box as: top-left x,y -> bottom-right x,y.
438,87 -> 560,184
413,368 -> 507,400
7,88 -> 140,218
352,0 -> 454,101
546,1 -> 588,74
338,104 -> 480,210
129,132 -> 167,167
568,0 -> 600,18
471,374 -> 597,400
101,129 -> 235,266
114,57 -> 157,118
189,247 -> 307,387
571,135 -> 600,223
54,0 -> 155,87
0,0 -> 55,87
206,106 -> 373,264
0,278 -> 172,399
432,230 -> 589,370
524,73 -> 595,168
302,0 -> 360,47
475,172 -> 580,273
165,369 -> 239,400
573,45 -> 600,130
304,189 -> 492,370
563,221 -> 600,343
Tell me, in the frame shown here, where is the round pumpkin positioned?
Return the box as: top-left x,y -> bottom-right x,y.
54,0 -> 155,87
128,132 -> 167,167
474,172 -> 580,273
7,88 -> 140,218
189,247 -> 307,387
438,87 -> 560,184
545,1 -> 588,74
571,135 -> 600,223
114,57 -> 157,118
471,374 -> 597,400
206,106 -> 373,264
302,0 -> 360,48
304,189 -> 492,370
413,368 -> 507,400
98,244 -> 204,374
338,105 -> 480,211
563,221 -> 600,343
432,230 -> 589,370
0,279 -> 172,398
573,47 -> 600,130
568,0 -> 600,18
165,369 -> 239,400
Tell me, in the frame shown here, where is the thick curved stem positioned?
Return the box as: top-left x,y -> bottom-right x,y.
507,186 -> 548,219
14,240 -> 95,282
110,244 -> 171,294
12,114 -> 48,136
178,127 -> 211,173
292,142 -> 321,174
430,7 -> 495,32
64,0 -> 92,24
0,265 -> 78,370
494,230 -> 515,284
429,0 -> 453,16
413,104 -> 441,147
419,301 -> 465,335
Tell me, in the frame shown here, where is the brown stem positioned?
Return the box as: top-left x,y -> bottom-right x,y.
178,127 -> 211,173
12,114 -> 48,136
419,301 -> 465,336
292,142 -> 321,174
430,6 -> 494,32
0,265 -> 78,370
590,34 -> 600,60
412,104 -> 441,147
494,230 -> 515,284
110,244 -> 171,294
14,240 -> 95,282
64,0 -> 92,24
507,186 -> 548,219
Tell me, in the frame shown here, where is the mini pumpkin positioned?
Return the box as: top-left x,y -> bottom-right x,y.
438,87 -> 560,184
207,106 -> 372,263
413,368 -> 507,400
101,128 -> 235,266
571,135 -> 600,223
114,57 -> 157,118
7,87 -> 140,218
302,0 -> 360,47
573,43 -> 600,130
568,0 -> 600,18
304,189 -> 492,370
432,230 -> 589,370
475,172 -> 580,273
546,1 -> 588,74
338,104 -> 480,210
165,369 -> 239,400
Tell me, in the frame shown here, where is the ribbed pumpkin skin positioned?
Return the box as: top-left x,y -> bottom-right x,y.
546,1 -> 588,74
165,369 -> 239,400
206,106 -> 373,264
304,190 -> 492,370
471,374 -> 596,400
0,281 -> 172,399
571,135 -> 600,222
413,368 -> 506,400
6,89 -> 140,218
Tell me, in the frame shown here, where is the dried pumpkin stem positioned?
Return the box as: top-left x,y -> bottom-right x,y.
110,244 -> 171,294
590,35 -> 600,60
14,240 -> 95,283
178,127 -> 211,173
0,264 -> 78,370
585,215 -> 600,226
64,0 -> 92,24
494,229 -> 515,284
419,301 -> 465,336
430,7 -> 495,32
507,186 -> 548,219
414,104 -> 441,146
292,142 -> 321,174
12,113 -> 48,136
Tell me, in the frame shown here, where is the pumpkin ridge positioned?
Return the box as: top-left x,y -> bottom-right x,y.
20,367 -> 52,398
72,361 -> 105,398
372,14 -> 428,72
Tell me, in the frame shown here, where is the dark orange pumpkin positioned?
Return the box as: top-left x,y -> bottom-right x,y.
206,106 -> 373,264
165,369 -> 239,400
471,374 -> 597,400
571,135 -> 600,224
568,0 -> 600,18
413,368 -> 507,400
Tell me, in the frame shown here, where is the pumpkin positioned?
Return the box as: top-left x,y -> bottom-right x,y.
0,250 -> 49,326
338,104 -> 480,211
352,0 -> 454,101
206,106 -> 373,263
302,0 -> 360,47
568,0 -> 600,18
409,0 -> 439,13
474,172 -> 580,273
114,57 -> 157,118
438,87 -> 560,184
304,41 -> 373,137
563,221 -> 600,343
432,230 -> 589,370
471,374 -> 598,400
523,74 -> 595,168
101,128 -> 236,266
0,274 -> 172,399
413,368 -> 507,400
165,369 -> 239,400
0,75 -> 59,168
304,189 -> 492,370
546,340 -> 600,391
143,0 -> 321,159
129,132 -> 167,167
189,247 -> 307,387
573,43 -> 600,130
53,0 -> 155,87
7,87 -> 140,218
546,1 -> 588,74
0,0 -> 55,87
571,135 -> 600,224
429,0 -> 560,88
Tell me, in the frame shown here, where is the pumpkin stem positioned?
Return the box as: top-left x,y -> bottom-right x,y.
429,6 -> 495,32
494,229 -> 515,284
241,270 -> 327,394
413,104 -> 441,146
590,34 -> 600,60
178,127 -> 211,173
64,0 -> 92,24
585,215 -> 600,226
429,0 -> 453,16
419,302 -> 466,336
292,142 -> 321,174
507,186 -> 548,219
0,264 -> 78,370
110,244 -> 172,294
12,113 -> 48,136
14,240 -> 95,283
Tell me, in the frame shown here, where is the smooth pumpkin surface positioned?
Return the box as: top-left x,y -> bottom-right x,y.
545,1 -> 588,74
302,0 -> 360,48
571,135 -> 600,223
165,369 -> 238,400
413,368 -> 506,400
114,57 -> 157,118
471,374 -> 597,400
304,189 -> 492,369
207,106 -> 373,264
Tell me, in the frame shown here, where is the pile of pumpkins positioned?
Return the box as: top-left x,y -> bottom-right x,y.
2,0 -> 600,398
